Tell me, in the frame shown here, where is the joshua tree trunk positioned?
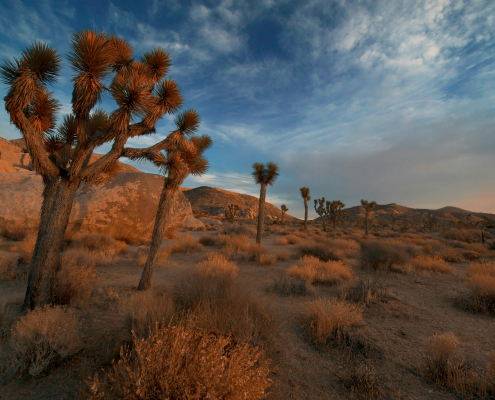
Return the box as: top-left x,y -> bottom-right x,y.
365,213 -> 369,236
304,199 -> 308,231
23,178 -> 79,309
139,179 -> 177,291
321,215 -> 326,232
281,211 -> 284,226
256,183 -> 267,244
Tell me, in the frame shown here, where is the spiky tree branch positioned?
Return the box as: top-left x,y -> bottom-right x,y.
253,162 -> 279,244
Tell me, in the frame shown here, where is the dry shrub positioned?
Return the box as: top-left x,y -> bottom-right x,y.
9,306 -> 81,377
285,234 -> 302,244
0,251 -> 22,280
423,244 -> 433,254
220,234 -> 250,255
422,333 -> 478,395
222,222 -> 256,237
88,322 -> 272,400
268,276 -> 314,297
52,249 -> 96,305
173,271 -> 274,347
297,241 -> 345,262
196,252 -> 238,281
18,233 -> 37,263
341,355 -> 380,400
274,248 -> 290,261
168,233 -> 203,254
411,255 -> 454,274
438,247 -> 464,263
287,256 -> 353,286
199,233 -> 217,246
257,253 -> 277,266
304,298 -> 364,347
443,228 -> 481,243
129,246 -> 149,267
344,279 -> 391,305
360,240 -> 410,272
465,261 -> 495,314
329,238 -> 361,259
243,243 -> 266,262
70,234 -> 128,265
123,290 -> 175,339
462,250 -> 480,261
275,237 -> 289,245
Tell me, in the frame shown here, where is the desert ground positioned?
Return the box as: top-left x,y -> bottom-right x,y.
1,220 -> 494,399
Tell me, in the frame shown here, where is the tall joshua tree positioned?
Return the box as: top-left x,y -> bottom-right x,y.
300,187 -> 311,231
281,204 -> 289,226
1,31 -> 184,309
253,162 -> 279,244
360,199 -> 377,236
314,197 -> 327,231
329,200 -> 349,229
390,211 -> 402,231
136,111 -> 211,290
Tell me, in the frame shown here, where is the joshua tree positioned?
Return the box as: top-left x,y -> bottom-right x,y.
300,187 -> 311,231
1,31 -> 186,309
360,199 -> 377,236
329,200 -> 349,229
281,204 -> 289,226
314,197 -> 327,231
137,112 -> 211,290
390,211 -> 402,231
252,162 -> 279,244
225,203 -> 240,223
424,212 -> 439,232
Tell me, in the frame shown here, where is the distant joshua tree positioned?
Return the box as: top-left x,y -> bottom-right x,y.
137,112 -> 211,291
314,197 -> 327,231
360,199 -> 377,236
424,212 -> 439,232
300,187 -> 311,231
390,211 -> 402,231
252,162 -> 279,244
225,203 -> 240,223
1,31 -> 185,309
329,200 -> 349,229
281,204 -> 289,226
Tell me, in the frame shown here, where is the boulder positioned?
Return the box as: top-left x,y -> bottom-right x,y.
198,217 -> 223,226
0,137 -> 32,171
0,172 -> 193,241
0,160 -> 17,173
182,215 -> 206,230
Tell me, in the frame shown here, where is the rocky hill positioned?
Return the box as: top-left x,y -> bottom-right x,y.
182,186 -> 295,221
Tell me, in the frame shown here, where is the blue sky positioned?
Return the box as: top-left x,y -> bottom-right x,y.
1,0 -> 494,218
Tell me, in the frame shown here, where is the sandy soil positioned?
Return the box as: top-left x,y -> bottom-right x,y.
0,226 -> 494,400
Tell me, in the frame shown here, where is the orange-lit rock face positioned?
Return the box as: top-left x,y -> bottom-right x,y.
0,172 -> 192,241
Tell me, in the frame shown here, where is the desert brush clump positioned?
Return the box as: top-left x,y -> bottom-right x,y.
287,255 -> 353,285
268,275 -> 315,297
297,240 -> 345,262
195,252 -> 238,281
198,233 -> 217,246
360,240 -> 411,272
219,234 -> 250,256
340,355 -> 380,400
222,221 -> 256,237
52,248 -> 97,305
303,297 -> 364,347
167,233 -> 203,254
256,252 -> 277,266
411,255 -> 454,274
8,306 -> 81,377
123,290 -> 175,339
443,228 -> 483,244
87,322 -> 273,400
343,278 -> 391,306
274,247 -> 291,261
252,162 -> 279,244
464,261 -> 495,314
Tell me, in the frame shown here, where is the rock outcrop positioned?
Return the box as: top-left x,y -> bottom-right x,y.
0,172 -> 193,241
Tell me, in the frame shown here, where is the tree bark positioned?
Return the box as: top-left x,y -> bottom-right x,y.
281,211 -> 284,227
23,177 -> 79,310
256,183 -> 267,244
304,199 -> 308,231
138,179 -> 176,290
321,214 -> 326,232
365,213 -> 369,236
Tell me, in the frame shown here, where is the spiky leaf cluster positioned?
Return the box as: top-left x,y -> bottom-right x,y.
300,187 -> 310,201
225,203 -> 241,223
252,162 -> 279,186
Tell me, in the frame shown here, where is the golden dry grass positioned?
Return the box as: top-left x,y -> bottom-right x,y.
464,261 -> 495,314
360,240 -> 411,272
411,255 -> 454,274
275,237 -> 289,245
268,275 -> 314,297
196,252 -> 238,280
52,249 -> 97,305
122,290 -> 175,339
168,233 -> 203,254
274,247 -> 290,261
8,306 -> 81,377
303,297 -> 364,346
220,234 -> 250,255
287,255 -> 353,285
285,234 -> 302,245
257,252 -> 277,266
88,322 -> 272,400
198,233 -> 217,246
